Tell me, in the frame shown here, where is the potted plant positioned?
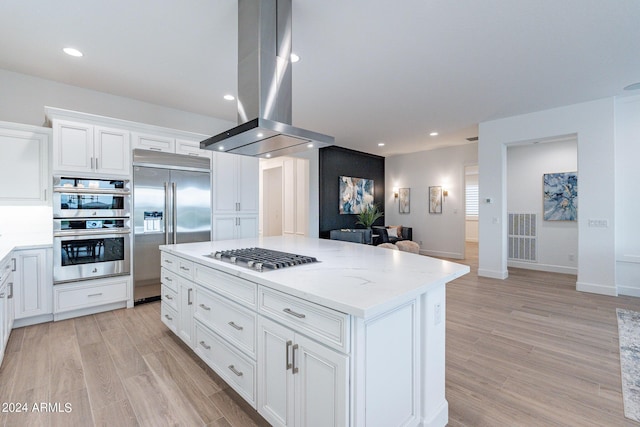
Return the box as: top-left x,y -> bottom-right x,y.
355,203 -> 384,229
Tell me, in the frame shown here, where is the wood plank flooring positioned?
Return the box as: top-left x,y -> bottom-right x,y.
0,242 -> 638,426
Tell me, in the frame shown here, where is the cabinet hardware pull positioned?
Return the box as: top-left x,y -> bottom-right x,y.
228,321 -> 243,331
286,340 -> 293,370
0,293 -> 5,298
88,293 -> 103,297
180,266 -> 190,271
199,303 -> 211,311
164,276 -> 172,281
199,341 -> 211,350
91,157 -> 94,169
188,288 -> 193,305
150,147 -> 162,151
164,314 -> 173,321
283,308 -> 306,319
8,283 -> 13,299
292,344 -> 299,374
228,365 -> 243,377
96,158 -> 99,170
164,294 -> 173,300
164,259 -> 173,264
11,258 -> 16,272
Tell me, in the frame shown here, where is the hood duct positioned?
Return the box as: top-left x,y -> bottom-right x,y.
201,0 -> 334,158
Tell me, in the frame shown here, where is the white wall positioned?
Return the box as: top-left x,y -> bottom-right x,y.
386,143 -> 478,259
479,97 -> 616,295
615,94 -> 640,297
0,68 -> 234,135
506,138 -> 578,274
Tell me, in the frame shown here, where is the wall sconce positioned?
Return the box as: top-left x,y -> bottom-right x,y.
443,189 -> 449,198
393,187 -> 399,199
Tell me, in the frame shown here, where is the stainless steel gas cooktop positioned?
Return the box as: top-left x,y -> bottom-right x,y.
207,247 -> 319,272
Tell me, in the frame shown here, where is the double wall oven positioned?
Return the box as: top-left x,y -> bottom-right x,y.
53,177 -> 131,284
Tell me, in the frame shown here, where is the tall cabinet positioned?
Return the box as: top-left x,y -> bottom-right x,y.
212,151 -> 259,240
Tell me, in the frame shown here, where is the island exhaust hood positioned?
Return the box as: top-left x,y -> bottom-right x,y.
201,0 -> 334,158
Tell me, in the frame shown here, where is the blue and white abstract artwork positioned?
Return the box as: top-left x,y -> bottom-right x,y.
543,171 -> 577,221
339,176 -> 374,214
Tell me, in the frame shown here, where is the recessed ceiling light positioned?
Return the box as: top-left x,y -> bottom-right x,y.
218,146 -> 224,151
290,53 -> 300,63
63,47 -> 83,57
378,142 -> 385,147
257,132 -> 264,138
265,153 -> 272,158
429,132 -> 438,136
624,82 -> 640,91
307,143 -> 314,148
223,94 -> 235,101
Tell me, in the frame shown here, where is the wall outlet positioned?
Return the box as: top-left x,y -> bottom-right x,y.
434,303 -> 442,325
569,253 -> 575,261
588,219 -> 609,228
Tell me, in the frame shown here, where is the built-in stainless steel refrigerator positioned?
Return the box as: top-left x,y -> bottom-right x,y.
132,149 -> 211,303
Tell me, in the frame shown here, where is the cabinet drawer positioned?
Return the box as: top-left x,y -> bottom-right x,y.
161,302 -> 178,334
195,286 -> 256,358
259,287 -> 350,353
161,253 -> 194,279
194,321 -> 256,407
161,268 -> 179,293
194,265 -> 257,308
161,284 -> 178,311
54,279 -> 128,313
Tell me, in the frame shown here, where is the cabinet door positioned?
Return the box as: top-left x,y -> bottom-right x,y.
213,152 -> 239,213
53,120 -> 94,173
237,155 -> 259,213
294,333 -> 349,427
132,132 -> 175,153
0,125 -> 50,205
175,138 -> 211,159
178,279 -> 194,347
212,216 -> 238,241
238,216 -> 258,239
95,126 -> 130,176
14,249 -> 52,320
258,317 -> 295,427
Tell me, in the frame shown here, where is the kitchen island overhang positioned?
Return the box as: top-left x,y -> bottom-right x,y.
160,236 -> 469,427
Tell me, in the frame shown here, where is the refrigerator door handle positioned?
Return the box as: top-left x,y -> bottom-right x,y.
164,182 -> 170,244
172,182 -> 178,244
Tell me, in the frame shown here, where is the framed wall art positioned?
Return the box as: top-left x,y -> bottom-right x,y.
339,176 -> 374,214
429,186 -> 442,214
543,171 -> 577,221
399,188 -> 410,213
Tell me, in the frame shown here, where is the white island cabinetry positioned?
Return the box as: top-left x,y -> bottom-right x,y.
160,236 -> 469,427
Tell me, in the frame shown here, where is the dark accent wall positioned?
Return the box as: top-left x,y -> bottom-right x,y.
319,146 -> 385,238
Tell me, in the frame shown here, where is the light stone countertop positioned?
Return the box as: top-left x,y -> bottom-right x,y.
160,235 -> 470,319
0,232 -> 53,263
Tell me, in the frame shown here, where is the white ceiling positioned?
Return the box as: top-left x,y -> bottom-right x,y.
1,0 -> 639,156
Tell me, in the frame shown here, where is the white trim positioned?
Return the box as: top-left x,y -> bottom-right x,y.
576,281 -> 617,296
478,268 -> 509,279
618,286 -> 640,298
508,261 -> 577,275
421,250 -> 464,260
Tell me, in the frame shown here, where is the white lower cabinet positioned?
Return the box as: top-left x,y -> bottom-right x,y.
178,279 -> 194,346
0,255 -> 15,366
13,248 -> 52,325
53,275 -> 130,320
258,317 -> 349,427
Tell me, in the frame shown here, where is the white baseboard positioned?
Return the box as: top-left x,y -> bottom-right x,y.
53,301 -> 127,321
478,268 -> 509,279
13,313 -> 53,328
507,261 -> 577,275
576,281 -> 617,296
421,250 -> 464,260
422,399 -> 448,427
617,285 -> 640,297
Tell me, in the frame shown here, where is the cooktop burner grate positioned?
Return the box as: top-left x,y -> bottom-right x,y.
208,247 -> 319,272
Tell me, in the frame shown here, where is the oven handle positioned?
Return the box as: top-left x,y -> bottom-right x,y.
54,229 -> 131,237
53,187 -> 131,195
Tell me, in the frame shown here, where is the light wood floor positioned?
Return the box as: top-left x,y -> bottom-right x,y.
1,243 -> 639,426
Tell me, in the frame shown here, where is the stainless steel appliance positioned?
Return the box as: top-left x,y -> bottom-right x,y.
133,149 -> 211,303
53,176 -> 130,218
207,248 -> 319,272
53,177 -> 132,284
53,218 -> 131,283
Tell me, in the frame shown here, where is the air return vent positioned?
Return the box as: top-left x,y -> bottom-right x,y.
508,213 -> 537,262
466,136 -> 479,142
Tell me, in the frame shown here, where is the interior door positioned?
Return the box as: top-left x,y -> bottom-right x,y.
133,166 -> 171,292
171,169 -> 211,244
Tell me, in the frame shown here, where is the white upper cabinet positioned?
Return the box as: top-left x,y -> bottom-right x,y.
213,151 -> 259,214
52,119 -> 130,176
0,122 -> 51,205
131,131 -> 175,153
175,138 -> 212,159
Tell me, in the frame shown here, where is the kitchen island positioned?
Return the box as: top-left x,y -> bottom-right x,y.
160,236 -> 469,427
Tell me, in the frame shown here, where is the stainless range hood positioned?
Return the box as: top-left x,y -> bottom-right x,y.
201,0 -> 334,158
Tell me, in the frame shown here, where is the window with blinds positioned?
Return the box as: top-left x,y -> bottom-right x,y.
465,184 -> 479,219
